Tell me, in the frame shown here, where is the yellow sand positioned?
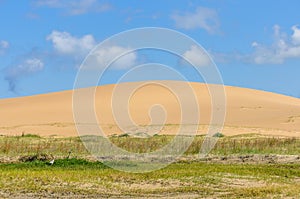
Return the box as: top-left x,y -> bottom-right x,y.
1,81 -> 300,137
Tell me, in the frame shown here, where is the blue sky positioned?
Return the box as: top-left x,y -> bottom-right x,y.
1,0 -> 300,98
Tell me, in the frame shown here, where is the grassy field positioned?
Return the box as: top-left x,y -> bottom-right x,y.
0,159 -> 300,198
0,134 -> 300,198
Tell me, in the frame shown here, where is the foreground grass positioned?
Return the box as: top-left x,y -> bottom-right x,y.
0,135 -> 300,198
0,159 -> 299,198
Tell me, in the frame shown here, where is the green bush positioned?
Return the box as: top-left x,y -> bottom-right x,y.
213,132 -> 225,138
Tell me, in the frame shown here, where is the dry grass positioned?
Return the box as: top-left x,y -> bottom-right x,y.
0,134 -> 300,159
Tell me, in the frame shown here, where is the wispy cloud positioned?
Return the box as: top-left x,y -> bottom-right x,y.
211,25 -> 300,65
251,25 -> 300,64
4,58 -> 44,92
0,40 -> 9,55
122,8 -> 160,24
171,7 -> 220,34
34,0 -> 111,15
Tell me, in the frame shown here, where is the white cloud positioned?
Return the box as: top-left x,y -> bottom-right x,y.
47,31 -> 137,69
87,45 -> 138,69
251,25 -> 300,64
18,58 -> 44,73
0,40 -> 9,48
47,31 -> 96,56
5,58 -> 44,92
7,58 -> 44,77
182,45 -> 211,67
171,7 -> 220,33
35,0 -> 111,15
292,25 -> 300,45
0,40 -> 9,54
251,42 -> 258,47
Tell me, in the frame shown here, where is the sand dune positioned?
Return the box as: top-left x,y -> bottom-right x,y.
1,81 -> 300,137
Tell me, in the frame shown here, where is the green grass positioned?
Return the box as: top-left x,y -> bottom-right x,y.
18,133 -> 42,138
3,158 -> 107,169
0,159 -> 299,198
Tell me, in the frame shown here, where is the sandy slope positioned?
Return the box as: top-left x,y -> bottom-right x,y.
1,81 -> 300,137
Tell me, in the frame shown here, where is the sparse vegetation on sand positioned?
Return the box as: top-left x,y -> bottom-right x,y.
0,134 -> 300,198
